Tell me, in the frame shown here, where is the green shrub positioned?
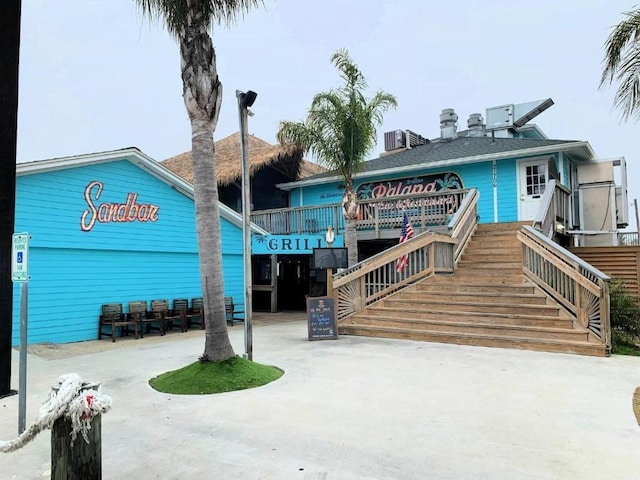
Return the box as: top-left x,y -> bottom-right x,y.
610,279 -> 640,354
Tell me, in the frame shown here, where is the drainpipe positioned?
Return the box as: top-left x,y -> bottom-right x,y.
492,160 -> 498,223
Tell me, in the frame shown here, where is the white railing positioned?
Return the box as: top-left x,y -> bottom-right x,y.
518,225 -> 611,350
618,232 -> 639,246
533,179 -> 571,238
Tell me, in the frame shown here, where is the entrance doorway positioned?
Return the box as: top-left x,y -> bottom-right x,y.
518,158 -> 549,220
276,255 -> 310,311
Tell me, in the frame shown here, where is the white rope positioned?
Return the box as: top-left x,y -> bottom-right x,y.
0,373 -> 112,453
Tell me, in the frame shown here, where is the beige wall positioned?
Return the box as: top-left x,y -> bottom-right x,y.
576,161 -> 617,246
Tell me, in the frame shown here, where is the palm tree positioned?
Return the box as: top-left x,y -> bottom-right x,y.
601,8 -> 640,120
277,49 -> 397,266
135,0 -> 263,362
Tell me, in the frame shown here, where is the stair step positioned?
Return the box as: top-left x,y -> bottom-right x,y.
459,254 -> 523,262
463,249 -> 522,258
449,270 -> 524,278
475,222 -> 529,232
456,261 -> 522,269
381,298 -> 562,316
430,273 -> 526,284
415,282 -> 536,294
395,291 -> 548,305
337,325 -> 606,357
343,315 -> 588,341
354,309 -> 575,328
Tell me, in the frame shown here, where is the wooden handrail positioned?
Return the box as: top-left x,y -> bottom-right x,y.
330,188 -> 477,322
448,188 -> 479,262
533,180 -> 571,238
331,231 -> 457,321
518,225 -> 611,351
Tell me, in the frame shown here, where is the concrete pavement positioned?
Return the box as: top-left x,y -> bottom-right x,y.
1,314 -> 640,479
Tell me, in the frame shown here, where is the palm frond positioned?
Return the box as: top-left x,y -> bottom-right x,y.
600,8 -> 640,120
613,44 -> 640,120
134,0 -> 264,37
277,48 -> 397,186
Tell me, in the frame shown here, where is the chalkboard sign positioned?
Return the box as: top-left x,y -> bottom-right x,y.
306,296 -> 338,341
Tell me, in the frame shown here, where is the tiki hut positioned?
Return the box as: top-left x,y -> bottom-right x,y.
162,132 -> 325,212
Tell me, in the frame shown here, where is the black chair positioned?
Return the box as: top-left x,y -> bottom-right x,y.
128,300 -> 163,338
225,297 -> 244,326
99,303 -> 138,342
152,299 -> 186,334
187,297 -> 205,329
169,298 -> 189,333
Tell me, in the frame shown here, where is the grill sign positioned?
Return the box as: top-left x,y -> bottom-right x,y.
81,181 -> 160,232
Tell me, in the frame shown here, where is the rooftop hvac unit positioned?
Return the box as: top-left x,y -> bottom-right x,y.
406,130 -> 427,147
384,130 -> 406,151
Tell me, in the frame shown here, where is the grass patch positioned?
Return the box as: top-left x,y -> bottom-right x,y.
149,356 -> 283,395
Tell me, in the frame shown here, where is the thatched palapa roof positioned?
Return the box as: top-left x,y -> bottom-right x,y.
162,132 -> 325,186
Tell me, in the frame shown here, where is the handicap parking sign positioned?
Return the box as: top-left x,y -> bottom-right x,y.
11,233 -> 29,282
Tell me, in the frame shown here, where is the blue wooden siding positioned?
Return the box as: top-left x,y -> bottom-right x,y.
560,152 -> 570,187
496,161 -> 518,222
12,159 -> 244,345
16,160 -> 197,252
295,162 -> 503,224
294,153 -> 570,227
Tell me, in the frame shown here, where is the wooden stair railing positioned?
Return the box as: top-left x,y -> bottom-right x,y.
331,188 -> 479,322
332,231 -> 457,321
518,225 -> 611,352
532,179 -> 571,238
447,188 -> 479,263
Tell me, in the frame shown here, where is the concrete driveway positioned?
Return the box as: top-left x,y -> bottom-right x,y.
1,315 -> 639,479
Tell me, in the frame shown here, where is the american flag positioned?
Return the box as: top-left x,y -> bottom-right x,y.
395,212 -> 414,273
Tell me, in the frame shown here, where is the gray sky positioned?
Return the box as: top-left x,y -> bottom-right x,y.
17,0 -> 640,223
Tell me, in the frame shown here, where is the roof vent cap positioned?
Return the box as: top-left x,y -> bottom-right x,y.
440,108 -> 458,140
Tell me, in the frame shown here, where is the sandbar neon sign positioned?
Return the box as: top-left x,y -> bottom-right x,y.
80,180 -> 160,232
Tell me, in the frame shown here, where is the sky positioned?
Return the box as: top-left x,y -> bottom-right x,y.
16,0 -> 640,225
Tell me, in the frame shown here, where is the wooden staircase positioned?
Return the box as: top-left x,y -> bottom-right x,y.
338,222 -> 607,356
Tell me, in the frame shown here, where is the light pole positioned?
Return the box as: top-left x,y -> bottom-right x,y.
236,89 -> 257,361
325,226 -> 335,298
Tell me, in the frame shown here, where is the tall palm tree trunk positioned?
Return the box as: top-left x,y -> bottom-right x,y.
0,0 -> 21,396
343,188 -> 359,266
179,8 -> 234,361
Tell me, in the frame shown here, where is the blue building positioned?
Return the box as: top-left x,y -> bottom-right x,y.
247,99 -> 628,314
13,148 -> 249,345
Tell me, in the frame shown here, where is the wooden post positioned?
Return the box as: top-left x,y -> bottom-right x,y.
326,267 -> 333,299
51,384 -> 102,480
270,254 -> 277,313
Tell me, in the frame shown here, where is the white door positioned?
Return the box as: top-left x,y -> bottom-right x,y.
518,159 -> 548,220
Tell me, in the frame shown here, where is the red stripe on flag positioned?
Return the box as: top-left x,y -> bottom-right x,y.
395,213 -> 414,273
